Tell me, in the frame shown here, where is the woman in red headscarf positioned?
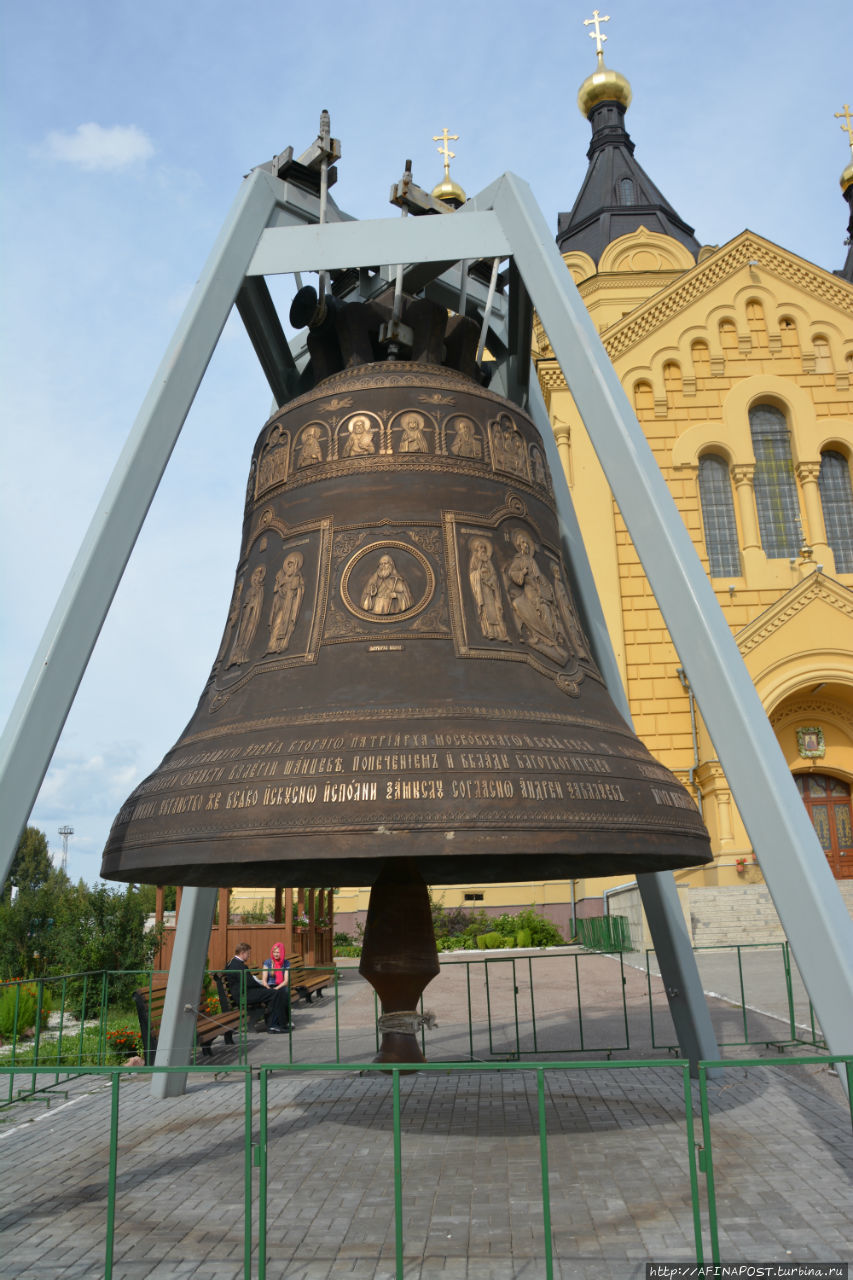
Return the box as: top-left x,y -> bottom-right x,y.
260,940 -> 291,1032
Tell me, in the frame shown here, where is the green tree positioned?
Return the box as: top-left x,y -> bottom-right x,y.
0,827 -> 69,977
53,883 -> 162,1012
2,826 -> 53,900
136,884 -> 177,915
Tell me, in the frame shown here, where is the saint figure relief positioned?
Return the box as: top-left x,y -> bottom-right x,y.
342,415 -> 376,457
468,538 -> 509,642
215,577 -> 244,666
228,565 -> 266,666
361,554 -> 414,616
491,418 -> 528,478
257,426 -> 289,492
551,565 -> 590,660
267,551 -> 305,653
450,418 -> 482,459
505,530 -> 567,664
530,446 -> 548,487
397,412 -> 429,453
296,425 -> 324,468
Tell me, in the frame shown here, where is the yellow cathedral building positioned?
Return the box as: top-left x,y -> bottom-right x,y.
236,40 -> 853,947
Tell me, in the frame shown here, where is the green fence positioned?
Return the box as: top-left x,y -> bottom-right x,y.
0,1057 -> 703,1279
2,1053 -> 849,1277
576,913 -> 633,951
645,941 -> 825,1052
0,943 -> 828,1106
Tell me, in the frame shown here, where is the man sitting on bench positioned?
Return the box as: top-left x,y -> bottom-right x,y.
224,942 -> 291,1033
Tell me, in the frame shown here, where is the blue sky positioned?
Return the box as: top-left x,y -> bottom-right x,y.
2,0 -> 851,884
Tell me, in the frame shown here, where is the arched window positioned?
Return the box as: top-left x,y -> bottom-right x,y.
663,361 -> 682,405
778,317 -> 801,358
698,454 -> 741,576
618,177 -> 636,206
633,380 -> 653,416
819,450 -> 853,572
813,336 -> 832,372
748,404 -> 801,558
746,299 -> 767,347
719,320 -> 738,352
691,340 -> 710,377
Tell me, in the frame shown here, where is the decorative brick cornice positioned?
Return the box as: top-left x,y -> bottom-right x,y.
601,234 -> 853,363
737,572 -> 853,656
770,698 -> 853,733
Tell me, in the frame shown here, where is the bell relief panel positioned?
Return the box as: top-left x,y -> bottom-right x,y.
255,423 -> 291,498
208,511 -> 332,711
443,496 -> 597,695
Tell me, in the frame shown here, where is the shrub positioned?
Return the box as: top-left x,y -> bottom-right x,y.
491,909 -> 565,948
0,982 -> 52,1039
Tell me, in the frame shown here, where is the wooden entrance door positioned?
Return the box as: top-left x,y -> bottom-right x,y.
795,774 -> 853,879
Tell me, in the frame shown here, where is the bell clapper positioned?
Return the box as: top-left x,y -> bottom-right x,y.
358,858 -> 440,1065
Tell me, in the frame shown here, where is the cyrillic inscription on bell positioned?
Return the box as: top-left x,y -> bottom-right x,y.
102,294 -> 711,891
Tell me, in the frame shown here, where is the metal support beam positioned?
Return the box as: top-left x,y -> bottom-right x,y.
150,887 -> 218,1099
236,276 -> 298,408
529,373 -> 720,1072
246,211 -> 510,278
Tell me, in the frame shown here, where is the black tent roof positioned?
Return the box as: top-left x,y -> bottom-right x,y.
557,99 -> 700,264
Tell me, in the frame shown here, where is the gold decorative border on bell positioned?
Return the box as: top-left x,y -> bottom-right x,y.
172,701 -> 651,750
122,805 -> 703,843
341,540 -> 435,623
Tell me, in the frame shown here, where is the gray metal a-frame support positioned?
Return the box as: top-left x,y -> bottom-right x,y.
2,166 -> 852,1098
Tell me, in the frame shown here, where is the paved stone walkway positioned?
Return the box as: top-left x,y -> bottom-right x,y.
0,954 -> 849,1278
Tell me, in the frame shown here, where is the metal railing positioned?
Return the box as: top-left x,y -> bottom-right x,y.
0,1057 -> 702,1279
696,1055 -> 853,1265
2,1053 -> 849,1277
1,944 -> 828,1107
644,941 -> 825,1051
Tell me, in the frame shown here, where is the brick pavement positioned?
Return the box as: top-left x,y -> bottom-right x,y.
0,953 -> 850,1278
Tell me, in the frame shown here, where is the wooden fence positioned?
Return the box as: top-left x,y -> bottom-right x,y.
151,886 -> 334,971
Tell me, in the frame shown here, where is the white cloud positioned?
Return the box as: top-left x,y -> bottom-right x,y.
41,123 -> 155,172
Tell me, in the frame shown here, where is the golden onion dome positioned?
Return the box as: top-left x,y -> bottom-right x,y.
841,161 -> 853,194
431,175 -> 467,207
578,54 -> 632,117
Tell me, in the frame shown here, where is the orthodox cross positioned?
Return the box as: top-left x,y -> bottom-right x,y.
583,9 -> 610,57
836,104 -> 853,161
433,127 -> 459,180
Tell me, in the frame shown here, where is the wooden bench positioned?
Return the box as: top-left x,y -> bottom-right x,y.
214,963 -> 334,1022
213,971 -> 269,1031
289,960 -> 334,1003
133,976 -> 243,1065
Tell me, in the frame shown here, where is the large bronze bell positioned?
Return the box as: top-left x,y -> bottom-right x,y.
103,292 -> 711,887
102,288 -> 710,1060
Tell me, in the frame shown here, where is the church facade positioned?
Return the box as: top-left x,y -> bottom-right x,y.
531,46 -> 853,924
